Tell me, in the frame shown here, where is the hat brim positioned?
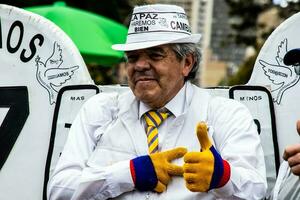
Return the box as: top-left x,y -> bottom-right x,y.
112,34 -> 201,51
284,48 -> 300,65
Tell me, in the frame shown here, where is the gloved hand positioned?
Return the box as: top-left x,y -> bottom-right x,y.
130,147 -> 187,192
183,122 -> 231,192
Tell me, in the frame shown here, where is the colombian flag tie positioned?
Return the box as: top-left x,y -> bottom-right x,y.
144,110 -> 170,154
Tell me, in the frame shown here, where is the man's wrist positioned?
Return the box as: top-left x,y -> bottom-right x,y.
217,160 -> 231,188
209,146 -> 231,190
130,155 -> 158,191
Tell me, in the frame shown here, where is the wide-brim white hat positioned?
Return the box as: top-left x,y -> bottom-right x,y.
112,4 -> 201,51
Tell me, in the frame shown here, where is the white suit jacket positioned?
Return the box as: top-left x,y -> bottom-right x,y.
48,83 -> 267,200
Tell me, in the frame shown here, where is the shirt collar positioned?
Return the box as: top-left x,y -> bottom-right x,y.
139,81 -> 192,119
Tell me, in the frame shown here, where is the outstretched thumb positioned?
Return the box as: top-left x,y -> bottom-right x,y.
165,147 -> 187,161
196,122 -> 212,151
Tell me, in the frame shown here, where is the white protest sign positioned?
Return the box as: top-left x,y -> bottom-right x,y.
228,85 -> 279,197
0,4 -> 93,200
206,86 -> 278,195
44,85 -> 99,198
248,12 -> 300,159
45,84 -> 129,179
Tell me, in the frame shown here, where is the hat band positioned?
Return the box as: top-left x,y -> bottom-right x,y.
128,11 -> 192,36
126,32 -> 192,44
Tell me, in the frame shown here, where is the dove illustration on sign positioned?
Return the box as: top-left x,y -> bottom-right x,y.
35,42 -> 79,105
258,38 -> 300,105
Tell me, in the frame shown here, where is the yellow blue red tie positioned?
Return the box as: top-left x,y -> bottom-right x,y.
144,110 -> 170,154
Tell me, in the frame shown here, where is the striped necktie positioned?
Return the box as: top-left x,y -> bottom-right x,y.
144,110 -> 170,154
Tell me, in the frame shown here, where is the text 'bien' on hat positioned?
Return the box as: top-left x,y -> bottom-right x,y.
112,4 -> 201,51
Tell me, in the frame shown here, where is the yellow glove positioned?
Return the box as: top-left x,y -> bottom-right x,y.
130,147 -> 187,192
150,147 -> 187,192
183,122 -> 231,192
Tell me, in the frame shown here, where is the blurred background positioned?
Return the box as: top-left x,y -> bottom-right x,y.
3,0 -> 300,87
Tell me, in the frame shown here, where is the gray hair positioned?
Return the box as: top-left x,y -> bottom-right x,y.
169,43 -> 201,81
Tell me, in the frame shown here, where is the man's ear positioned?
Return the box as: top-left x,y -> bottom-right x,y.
182,53 -> 195,77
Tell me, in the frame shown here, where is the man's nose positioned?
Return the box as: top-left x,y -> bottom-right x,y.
135,54 -> 150,71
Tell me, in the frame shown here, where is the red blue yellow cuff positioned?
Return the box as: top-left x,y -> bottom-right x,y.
209,146 -> 231,190
130,155 -> 158,191
218,159 -> 230,188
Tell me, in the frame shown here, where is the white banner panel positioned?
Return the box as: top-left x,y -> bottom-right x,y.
0,4 -> 93,200
44,85 -> 99,198
248,12 -> 300,159
229,85 -> 279,197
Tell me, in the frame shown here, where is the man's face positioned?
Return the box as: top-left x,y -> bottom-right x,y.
126,45 -> 193,108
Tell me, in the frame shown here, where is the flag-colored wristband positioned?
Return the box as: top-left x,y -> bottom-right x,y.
130,155 -> 158,191
218,159 -> 231,188
209,146 -> 231,190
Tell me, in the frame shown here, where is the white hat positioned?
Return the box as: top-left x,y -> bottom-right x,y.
112,4 -> 201,51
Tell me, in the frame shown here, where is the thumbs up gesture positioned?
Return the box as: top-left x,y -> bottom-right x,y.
183,122 -> 231,192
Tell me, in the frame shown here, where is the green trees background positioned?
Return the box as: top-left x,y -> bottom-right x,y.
222,0 -> 300,85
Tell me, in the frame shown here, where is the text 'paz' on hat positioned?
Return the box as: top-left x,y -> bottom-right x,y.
112,4 -> 201,51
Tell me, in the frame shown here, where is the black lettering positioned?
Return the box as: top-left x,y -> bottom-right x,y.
240,97 -> 245,101
255,96 -> 260,101
132,20 -> 156,26
177,13 -> 187,19
20,34 -> 44,63
140,13 -> 145,19
141,21 -> 147,26
0,87 -> 29,170
131,14 -> 138,21
170,21 -> 175,29
169,21 -> 190,32
134,26 -> 149,32
57,72 -> 68,78
145,13 -> 151,19
7,21 -> 24,53
176,22 -> 182,30
152,13 -> 158,19
70,96 -> 84,101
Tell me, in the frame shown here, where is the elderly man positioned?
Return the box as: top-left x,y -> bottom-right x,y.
47,4 -> 267,200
